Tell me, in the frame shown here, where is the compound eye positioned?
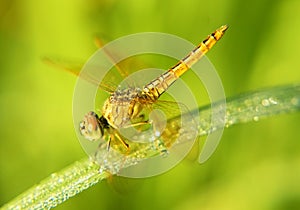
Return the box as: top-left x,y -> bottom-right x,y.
79,111 -> 102,141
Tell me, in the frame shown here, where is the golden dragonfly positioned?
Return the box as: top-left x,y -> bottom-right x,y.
46,25 -> 227,174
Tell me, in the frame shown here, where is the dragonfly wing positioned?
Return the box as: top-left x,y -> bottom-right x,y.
115,100 -> 198,177
43,56 -> 116,93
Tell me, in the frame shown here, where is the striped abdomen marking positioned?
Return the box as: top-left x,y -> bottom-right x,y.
142,25 -> 228,102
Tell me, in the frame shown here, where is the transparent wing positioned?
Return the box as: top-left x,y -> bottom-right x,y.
152,100 -> 198,148
44,46 -> 152,94
112,100 -> 198,178
116,99 -> 197,149
43,56 -> 116,93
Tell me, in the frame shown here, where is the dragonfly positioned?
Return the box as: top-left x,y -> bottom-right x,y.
46,25 -> 228,174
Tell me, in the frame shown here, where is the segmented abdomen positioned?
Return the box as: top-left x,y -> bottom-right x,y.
142,25 -> 228,102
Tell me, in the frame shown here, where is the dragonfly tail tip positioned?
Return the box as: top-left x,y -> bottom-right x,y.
220,24 -> 229,32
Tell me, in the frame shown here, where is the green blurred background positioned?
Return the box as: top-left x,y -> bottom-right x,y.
1,0 -> 300,209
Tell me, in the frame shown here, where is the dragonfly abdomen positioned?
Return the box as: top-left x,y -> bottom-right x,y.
141,72 -> 177,102
143,25 -> 228,101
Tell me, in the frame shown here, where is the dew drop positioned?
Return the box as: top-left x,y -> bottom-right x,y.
291,97 -> 299,105
262,99 -> 270,106
253,116 -> 259,121
155,131 -> 161,137
269,97 -> 278,105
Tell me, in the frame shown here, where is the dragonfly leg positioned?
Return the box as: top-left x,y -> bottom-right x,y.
106,138 -> 111,151
122,120 -> 150,129
114,132 -> 130,153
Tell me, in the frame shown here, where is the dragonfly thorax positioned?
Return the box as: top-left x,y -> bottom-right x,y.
102,87 -> 145,129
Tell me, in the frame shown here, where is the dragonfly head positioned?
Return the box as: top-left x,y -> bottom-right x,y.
79,111 -> 104,141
